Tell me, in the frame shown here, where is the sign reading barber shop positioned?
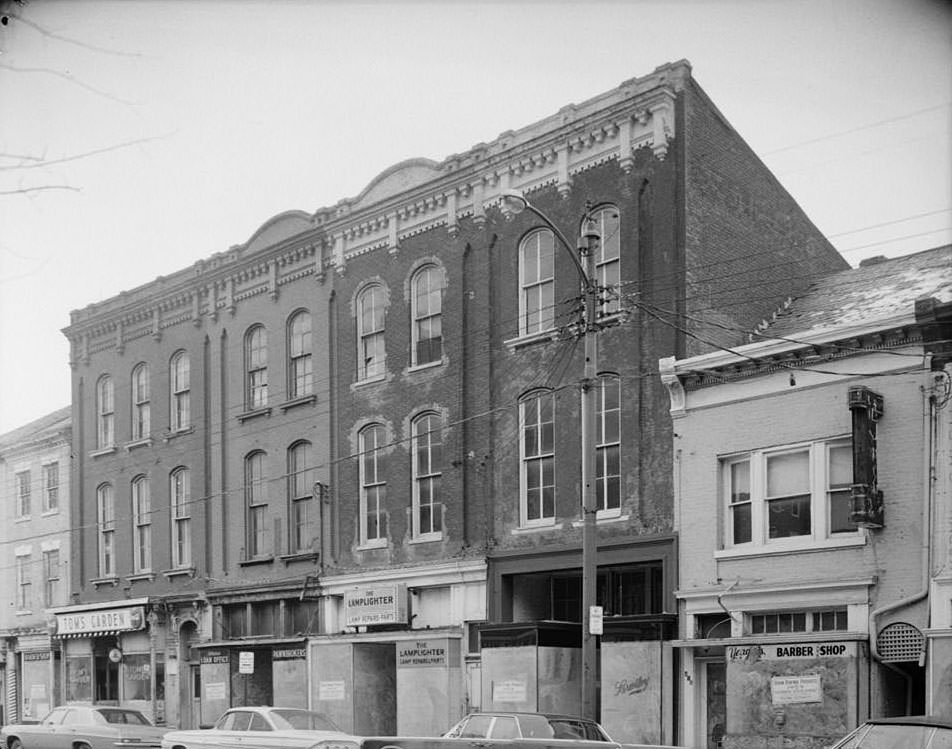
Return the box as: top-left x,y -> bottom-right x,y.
344,584 -> 407,626
728,641 -> 857,662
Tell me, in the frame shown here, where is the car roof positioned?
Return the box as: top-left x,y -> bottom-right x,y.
865,715 -> 952,729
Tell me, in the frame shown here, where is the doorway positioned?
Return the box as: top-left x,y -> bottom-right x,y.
697,658 -> 726,749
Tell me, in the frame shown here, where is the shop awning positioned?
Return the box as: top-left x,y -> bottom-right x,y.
55,630 -> 127,639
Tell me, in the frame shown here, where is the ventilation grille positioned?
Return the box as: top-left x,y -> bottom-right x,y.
877,622 -> 924,662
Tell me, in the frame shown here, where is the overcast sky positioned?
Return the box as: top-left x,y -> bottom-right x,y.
1,0 -> 950,434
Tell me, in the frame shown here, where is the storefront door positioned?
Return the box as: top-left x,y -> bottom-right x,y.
188,664 -> 201,729
698,659 -> 726,749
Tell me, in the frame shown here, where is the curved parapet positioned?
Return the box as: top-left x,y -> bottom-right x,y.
241,209 -> 316,254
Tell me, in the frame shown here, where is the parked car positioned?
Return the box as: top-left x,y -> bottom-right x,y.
0,705 -> 169,749
827,715 -> 952,748
160,706 -> 359,749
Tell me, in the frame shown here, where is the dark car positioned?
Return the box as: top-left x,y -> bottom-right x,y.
827,715 -> 952,748
0,705 -> 168,749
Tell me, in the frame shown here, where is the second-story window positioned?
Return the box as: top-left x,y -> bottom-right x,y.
15,470 -> 31,518
131,363 -> 151,441
16,554 -> 31,610
132,475 -> 151,574
43,549 -> 60,607
171,467 -> 191,568
519,229 -> 555,336
245,452 -> 269,557
357,284 -> 386,380
359,424 -> 386,545
245,325 -> 268,409
590,206 -> 621,316
412,413 -> 442,538
170,351 -> 190,431
288,311 -> 313,399
596,374 -> 621,514
411,266 -> 443,366
97,375 -> 115,448
97,483 -> 116,577
43,462 -> 59,512
520,390 -> 555,526
288,441 -> 314,554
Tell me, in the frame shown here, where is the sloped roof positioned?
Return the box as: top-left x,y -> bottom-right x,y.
0,406 -> 71,452
760,245 -> 951,339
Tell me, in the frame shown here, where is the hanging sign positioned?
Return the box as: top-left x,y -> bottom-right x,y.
344,584 -> 408,626
238,651 -> 254,674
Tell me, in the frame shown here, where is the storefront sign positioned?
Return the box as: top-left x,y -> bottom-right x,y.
201,652 -> 229,665
771,674 -> 823,704
273,647 -> 306,660
319,681 -> 346,701
344,584 -> 408,626
728,641 -> 856,662
238,651 -> 254,674
397,640 -> 448,668
22,651 -> 50,662
54,605 -> 145,636
493,679 -> 527,703
205,682 -> 226,700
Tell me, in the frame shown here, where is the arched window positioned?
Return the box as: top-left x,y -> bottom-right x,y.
358,424 -> 387,545
412,413 -> 443,538
596,374 -> 621,514
131,475 -> 151,573
411,266 -> 442,366
96,483 -> 115,577
170,351 -> 190,432
245,325 -> 268,409
245,452 -> 268,558
131,363 -> 150,441
170,467 -> 191,568
589,206 -> 621,316
287,311 -> 313,399
356,284 -> 386,380
96,375 -> 114,448
288,441 -> 314,553
520,390 -> 555,526
518,229 -> 555,336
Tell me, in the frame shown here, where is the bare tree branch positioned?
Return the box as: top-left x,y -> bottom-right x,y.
0,61 -> 141,105
0,185 -> 79,195
0,132 -> 175,171
6,11 -> 145,58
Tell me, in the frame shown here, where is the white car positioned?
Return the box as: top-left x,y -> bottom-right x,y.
160,706 -> 359,749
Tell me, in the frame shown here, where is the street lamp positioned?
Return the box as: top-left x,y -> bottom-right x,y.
501,189 -> 601,721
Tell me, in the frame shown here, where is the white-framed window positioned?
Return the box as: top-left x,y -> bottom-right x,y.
287,310 -> 313,399
245,452 -> 269,557
412,412 -> 442,539
171,467 -> 191,568
97,375 -> 115,448
518,229 -> 555,336
170,350 -> 190,431
131,362 -> 151,440
749,608 -> 848,635
97,483 -> 115,577
357,284 -> 386,380
723,438 -> 855,550
132,475 -> 151,573
288,441 -> 313,553
596,374 -> 621,515
589,205 -> 621,317
245,325 -> 268,409
43,462 -> 59,512
359,423 -> 387,545
520,390 -> 555,526
411,266 -> 443,366
16,553 -> 31,610
43,548 -> 60,607
15,470 -> 31,518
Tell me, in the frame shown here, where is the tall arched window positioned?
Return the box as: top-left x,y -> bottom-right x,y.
96,375 -> 115,448
596,374 -> 621,514
412,413 -> 442,538
518,229 -> 555,336
245,451 -> 268,557
287,311 -> 313,399
170,351 -> 190,432
131,475 -> 151,573
356,284 -> 386,380
131,363 -> 150,441
358,424 -> 386,545
520,389 -> 555,526
96,483 -> 115,577
170,467 -> 191,568
288,441 -> 314,553
411,266 -> 443,366
589,206 -> 621,316
245,325 -> 268,408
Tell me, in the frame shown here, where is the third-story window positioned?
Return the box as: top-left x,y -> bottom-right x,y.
357,284 -> 386,380
287,311 -> 313,399
245,325 -> 268,409
43,462 -> 59,512
245,452 -> 269,557
520,390 -> 555,526
596,374 -> 621,514
97,483 -> 115,577
518,229 -> 555,336
43,549 -> 60,607
590,206 -> 621,316
359,424 -> 386,545
97,375 -> 115,448
412,413 -> 442,538
15,470 -> 31,518
16,555 -> 31,610
131,362 -> 151,441
288,441 -> 314,553
170,351 -> 190,431
411,266 -> 443,366
132,475 -> 151,573
171,467 -> 191,568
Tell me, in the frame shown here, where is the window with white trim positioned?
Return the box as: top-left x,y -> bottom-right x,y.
520,390 -> 555,526
171,467 -> 191,567
749,608 -> 848,635
43,462 -> 59,512
359,423 -> 387,545
589,206 -> 621,317
245,452 -> 269,557
357,284 -> 386,380
288,311 -> 313,399
288,441 -> 314,553
132,475 -> 151,573
97,375 -> 115,448
43,548 -> 60,607
15,470 -> 31,518
596,374 -> 621,515
411,266 -> 443,366
518,229 -> 555,336
245,325 -> 269,409
170,351 -> 190,431
723,438 -> 855,549
97,483 -> 115,577
16,554 -> 31,610
131,362 -> 150,440
412,412 -> 442,538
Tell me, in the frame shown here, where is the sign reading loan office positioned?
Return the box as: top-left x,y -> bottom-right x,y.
54,606 -> 146,636
344,584 -> 408,627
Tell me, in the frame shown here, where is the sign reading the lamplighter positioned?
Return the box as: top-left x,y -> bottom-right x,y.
344,584 -> 407,626
397,640 -> 448,668
55,606 -> 145,636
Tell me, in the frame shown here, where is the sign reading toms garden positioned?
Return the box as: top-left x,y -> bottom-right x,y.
344,584 -> 408,626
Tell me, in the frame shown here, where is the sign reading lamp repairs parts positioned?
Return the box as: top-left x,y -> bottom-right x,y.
344,584 -> 407,626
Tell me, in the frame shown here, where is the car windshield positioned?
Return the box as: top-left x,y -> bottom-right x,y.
270,709 -> 341,731
96,709 -> 150,725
